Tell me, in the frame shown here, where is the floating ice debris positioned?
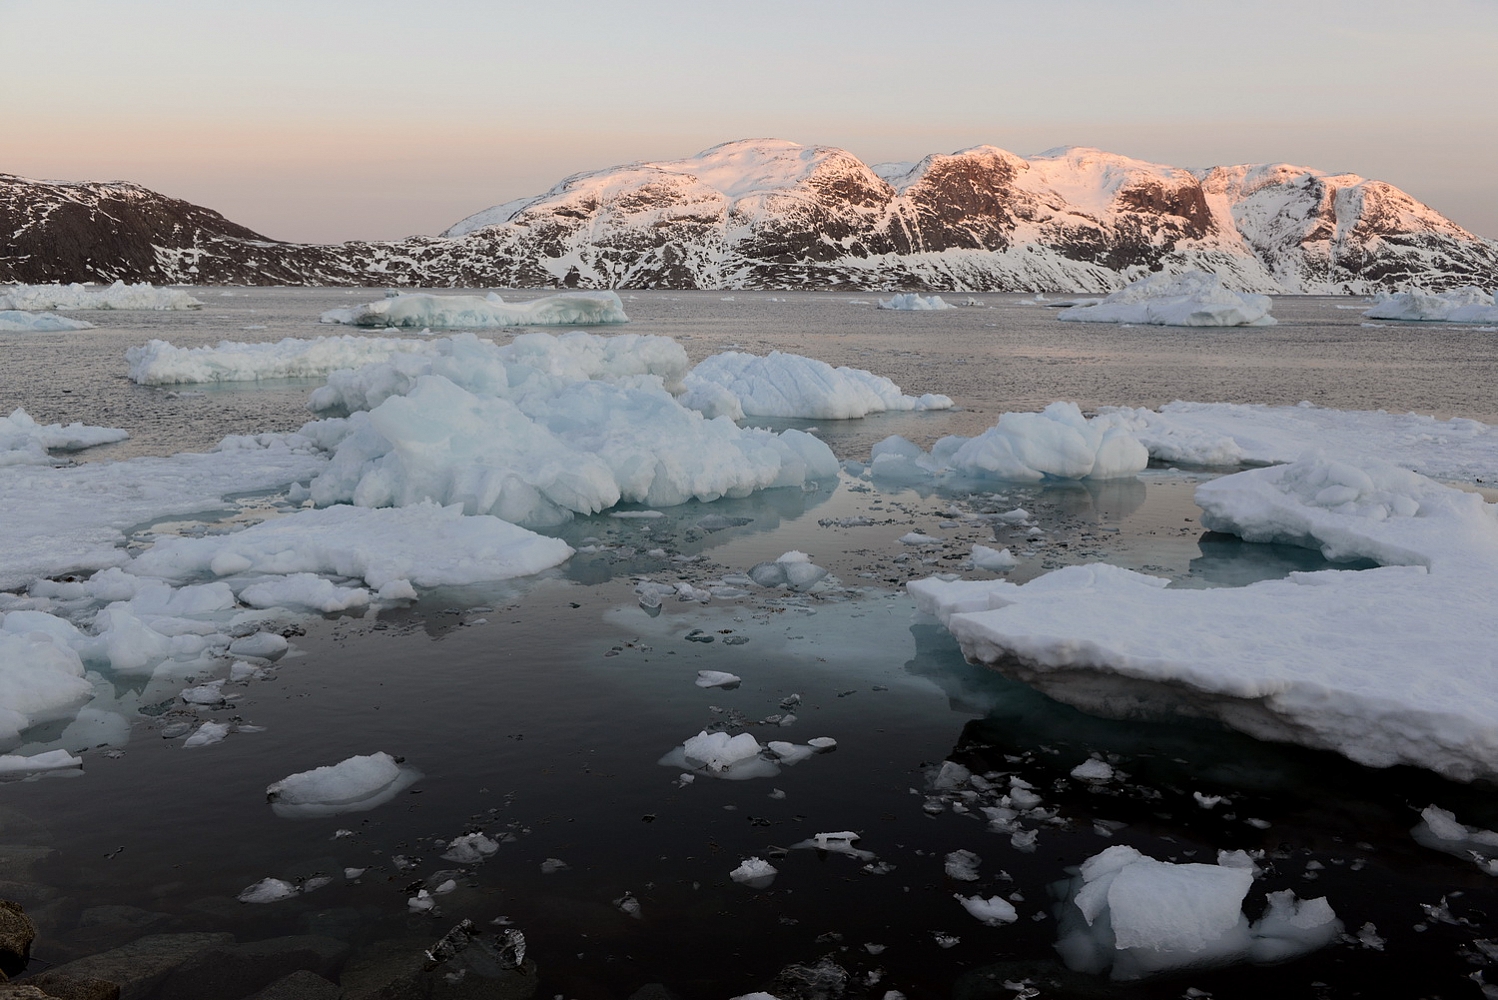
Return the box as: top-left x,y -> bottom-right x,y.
1412,805 -> 1498,873
344,867 -> 366,879
680,350 -> 952,420
0,281 -> 203,311
540,858 -> 569,874
696,670 -> 742,689
182,722 -> 230,748
0,628 -> 94,744
1053,845 -> 1340,981
1216,850 -> 1263,876
1,408 -> 128,467
669,731 -> 772,779
240,573 -> 371,614
945,850 -> 982,882
442,833 -> 500,863
179,680 -> 227,706
956,894 -> 1019,926
899,532 -> 941,546
237,877 -> 298,904
1070,759 -> 1115,783
1355,923 -> 1386,950
871,402 -> 1147,485
970,544 -> 1017,572
320,290 -> 629,328
125,335 -> 440,385
1364,286 -> 1498,324
614,892 -> 642,919
408,890 -> 436,913
808,737 -> 837,752
1056,270 -> 1275,327
0,749 -> 83,775
791,831 -> 876,860
932,932 -> 961,948
432,879 -> 457,895
747,551 -> 830,591
1194,792 -> 1225,810
227,632 -> 289,661
610,510 -> 665,519
730,857 -> 779,888
877,293 -> 954,311
0,310 -> 95,332
265,751 -> 420,818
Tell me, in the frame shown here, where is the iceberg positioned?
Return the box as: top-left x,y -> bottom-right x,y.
1056,270 -> 1274,327
319,290 -> 629,328
265,751 -> 419,818
125,335 -> 440,385
0,281 -> 202,311
680,350 -> 952,420
1,408 -> 128,467
1364,286 -> 1498,324
0,310 -> 95,332
877,293 -> 954,311
870,402 -> 1147,484
910,453 -> 1498,781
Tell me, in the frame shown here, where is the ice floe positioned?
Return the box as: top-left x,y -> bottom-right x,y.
265,751 -> 420,818
911,453 -> 1498,781
125,335 -> 440,385
969,544 -> 1017,572
0,628 -> 96,744
319,290 -> 628,328
659,730 -> 829,781
1364,286 -> 1498,324
870,402 -> 1147,484
0,310 -> 95,332
1412,805 -> 1498,874
0,748 -> 83,776
1,408 -> 128,467
680,350 -> 952,420
1056,270 -> 1275,327
0,281 -> 202,311
877,293 -> 954,311
746,551 -> 831,591
955,893 -> 1018,926
1053,845 -> 1339,980
730,857 -> 778,888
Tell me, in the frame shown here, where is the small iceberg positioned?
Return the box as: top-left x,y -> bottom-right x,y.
1056,270 -> 1275,327
320,290 -> 629,328
0,310 -> 95,332
877,293 -> 954,311
0,281 -> 203,311
1363,286 -> 1498,324
265,751 -> 420,818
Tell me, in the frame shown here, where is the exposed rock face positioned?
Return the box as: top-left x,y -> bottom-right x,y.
0,900 -> 35,977
4,140 -> 1496,292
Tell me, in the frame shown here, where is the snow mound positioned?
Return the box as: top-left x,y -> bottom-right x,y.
125,335 -> 440,385
1099,401 -> 1498,483
0,281 -> 202,311
1364,286 -> 1498,324
320,290 -> 628,328
877,293 -> 954,311
910,452 -> 1498,781
130,501 -> 575,591
870,402 -> 1147,484
1,408 -> 128,467
0,310 -> 95,332
680,350 -> 952,420
265,751 -> 419,818
1056,270 -> 1275,327
1054,845 -> 1339,980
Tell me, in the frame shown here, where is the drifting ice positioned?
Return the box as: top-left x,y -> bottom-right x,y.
680,350 -> 952,420
265,751 -> 419,818
877,293 -> 954,311
1055,270 -> 1275,327
319,290 -> 629,328
1,408 -> 128,467
0,310 -> 94,332
1364,286 -> 1498,324
125,335 -> 440,385
0,281 -> 203,311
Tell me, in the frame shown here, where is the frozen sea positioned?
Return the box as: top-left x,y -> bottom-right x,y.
4,289 -> 1498,1000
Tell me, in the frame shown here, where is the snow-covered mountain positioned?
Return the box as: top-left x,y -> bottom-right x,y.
4,140 -> 1495,292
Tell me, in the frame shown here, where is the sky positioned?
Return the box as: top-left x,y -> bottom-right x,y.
3,0 -> 1496,244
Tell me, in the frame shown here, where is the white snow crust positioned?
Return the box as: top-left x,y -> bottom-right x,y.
0,281 -> 203,311
0,310 -> 95,332
910,453 -> 1498,781
1055,270 -> 1275,327
1,408 -> 128,466
877,293 -> 953,311
1364,286 -> 1498,324
869,402 -> 1147,484
680,350 -> 952,420
125,335 -> 440,385
265,751 -> 419,818
319,290 -> 628,328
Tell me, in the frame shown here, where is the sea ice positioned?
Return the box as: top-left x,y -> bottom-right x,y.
0,628 -> 95,745
680,350 -> 952,420
442,832 -> 500,863
1364,286 -> 1498,324
910,453 -> 1498,781
1,408 -> 128,467
1070,759 -> 1115,783
746,551 -> 830,591
238,574 -> 371,614
0,748 -> 83,774
237,878 -> 299,903
877,293 -> 954,311
695,670 -> 742,689
265,751 -> 420,818
0,310 -> 95,332
0,281 -> 203,311
1412,805 -> 1498,873
870,402 -> 1147,484
970,544 -> 1017,572
319,290 -> 629,328
955,893 -> 1018,926
730,857 -> 778,888
125,335 -> 440,385
1056,270 -> 1275,327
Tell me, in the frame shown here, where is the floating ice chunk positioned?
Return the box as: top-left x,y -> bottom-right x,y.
238,877 -> 298,903
239,574 -> 371,614
970,545 -> 1017,572
1056,270 -> 1275,327
265,751 -> 420,818
1070,759 -> 1115,783
680,350 -> 952,420
125,335 -> 440,385
180,681 -> 227,706
320,290 -> 629,328
0,408 -> 128,467
807,737 -> 837,752
0,748 -> 83,774
681,730 -> 764,772
730,857 -> 779,888
0,310 -> 95,332
183,722 -> 230,748
1247,890 -> 1342,963
1216,850 -> 1262,876
1364,286 -> 1498,324
877,293 -> 954,311
945,850 -> 982,881
696,670 -> 742,689
955,893 -> 1019,926
792,831 -> 874,860
747,551 -> 830,591
0,281 -> 203,311
900,532 -> 941,546
442,832 -> 500,863
540,858 -> 569,874
228,632 -> 289,662
614,892 -> 642,919
0,627 -> 94,743
1412,805 -> 1498,872
408,890 -> 435,913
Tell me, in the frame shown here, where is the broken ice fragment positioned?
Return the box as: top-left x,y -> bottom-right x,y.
730,857 -> 779,889
696,670 -> 742,689
265,751 -> 420,818
238,877 -> 298,903
945,850 -> 982,881
615,892 -> 642,919
956,893 -> 1019,926
1070,759 -> 1115,783
441,832 -> 499,863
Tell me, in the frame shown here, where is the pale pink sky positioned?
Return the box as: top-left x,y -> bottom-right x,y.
5,0 -> 1495,244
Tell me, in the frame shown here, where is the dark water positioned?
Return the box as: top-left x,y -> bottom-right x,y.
3,291 -> 1498,999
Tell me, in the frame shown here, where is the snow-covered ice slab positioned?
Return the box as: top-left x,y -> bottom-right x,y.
0,281 -> 203,311
125,335 -> 440,385
877,293 -> 953,311
0,310 -> 95,332
1056,270 -> 1274,327
319,290 -> 628,328
1,408 -> 128,467
911,453 -> 1498,781
680,350 -> 952,420
1364,286 -> 1498,325
266,751 -> 419,818
131,501 -> 574,590
870,402 -> 1147,484
1099,401 -> 1498,483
